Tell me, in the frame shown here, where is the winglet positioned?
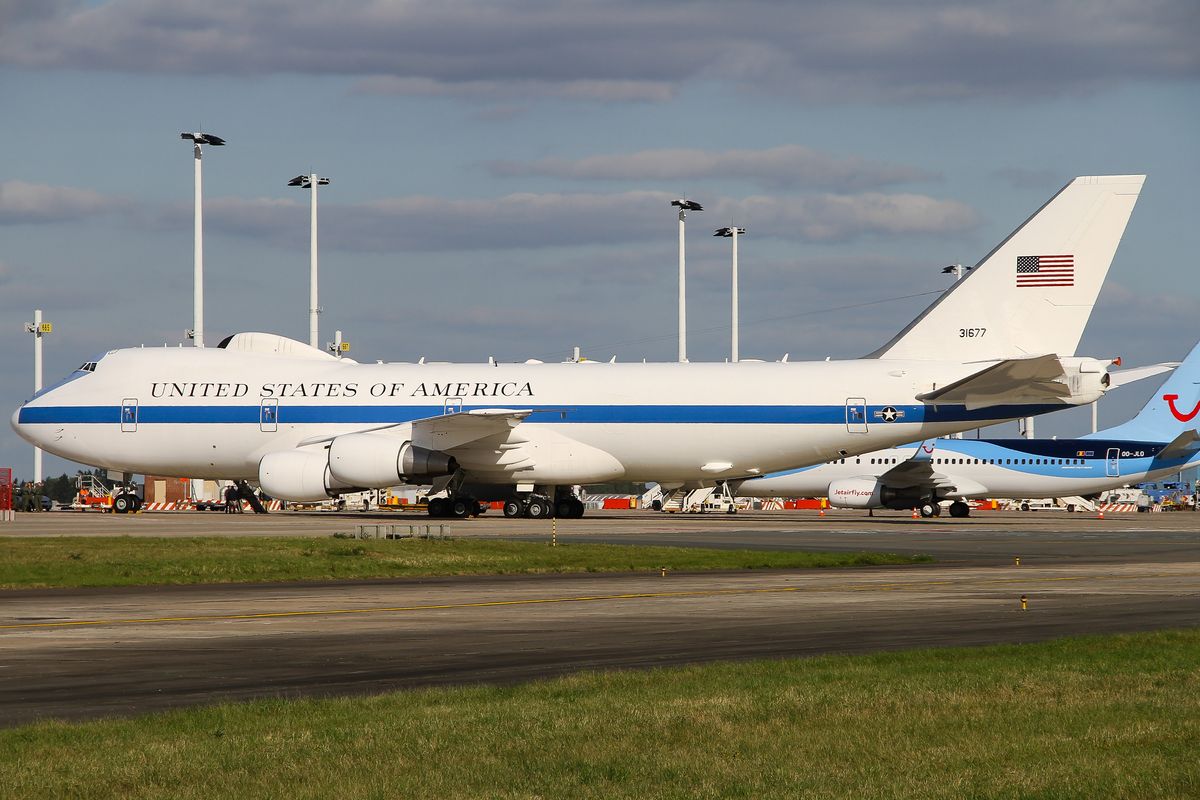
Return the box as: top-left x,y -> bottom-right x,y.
911,440 -> 937,462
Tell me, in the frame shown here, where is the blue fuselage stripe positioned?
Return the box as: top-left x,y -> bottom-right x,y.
18,403 -> 1065,426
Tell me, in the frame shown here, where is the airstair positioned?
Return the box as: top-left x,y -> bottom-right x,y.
236,480 -> 269,514
1059,495 -> 1096,512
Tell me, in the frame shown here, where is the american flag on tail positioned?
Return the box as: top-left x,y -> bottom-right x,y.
1016,255 -> 1074,287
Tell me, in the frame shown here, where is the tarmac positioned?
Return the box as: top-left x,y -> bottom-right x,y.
2,508 -> 1198,725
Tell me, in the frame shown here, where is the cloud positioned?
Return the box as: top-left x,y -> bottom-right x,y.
488,145 -> 936,190
0,177 -> 977,252
991,168 -> 1070,190
727,192 -> 979,242
0,180 -> 122,224
1,1 -> 1194,102
354,77 -> 674,104
179,189 -> 978,251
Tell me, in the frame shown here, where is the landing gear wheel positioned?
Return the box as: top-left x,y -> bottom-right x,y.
919,503 -> 937,518
450,497 -> 473,518
555,499 -> 574,519
112,494 -> 132,514
427,497 -> 448,518
651,499 -> 663,512
526,498 -> 550,518
503,500 -> 524,518
949,501 -> 971,518
568,498 -> 585,518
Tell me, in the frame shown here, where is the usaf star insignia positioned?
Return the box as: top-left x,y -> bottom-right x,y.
873,406 -> 904,423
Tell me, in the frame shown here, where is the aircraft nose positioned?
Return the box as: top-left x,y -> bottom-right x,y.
11,397 -> 46,446
10,404 -> 28,441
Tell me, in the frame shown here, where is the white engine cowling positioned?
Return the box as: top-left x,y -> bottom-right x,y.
826,477 -> 885,509
327,432 -> 456,488
259,448 -> 353,502
827,477 -> 927,510
1059,357 -> 1115,404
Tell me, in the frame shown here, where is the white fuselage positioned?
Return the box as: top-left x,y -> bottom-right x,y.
12,343 -> 1104,487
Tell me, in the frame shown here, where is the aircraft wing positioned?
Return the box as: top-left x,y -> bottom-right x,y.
875,440 -> 952,490
296,408 -> 531,450
1155,429 -> 1200,461
916,354 -> 1074,410
875,440 -> 988,497
410,408 -> 532,451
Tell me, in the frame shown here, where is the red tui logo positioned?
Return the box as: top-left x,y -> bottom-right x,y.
1163,394 -> 1200,422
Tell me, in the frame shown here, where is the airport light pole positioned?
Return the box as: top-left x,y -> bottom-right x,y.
941,263 -> 973,281
288,174 -> 331,349
671,199 -> 703,363
715,226 -> 746,363
943,265 -> 974,438
24,310 -> 52,484
327,330 -> 350,359
181,132 -> 225,348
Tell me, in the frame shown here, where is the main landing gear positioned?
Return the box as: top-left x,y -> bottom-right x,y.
427,496 -> 483,519
914,500 -> 971,518
502,495 -> 585,519
111,493 -> 142,514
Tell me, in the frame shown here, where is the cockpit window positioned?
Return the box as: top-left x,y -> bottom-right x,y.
77,362 -> 98,372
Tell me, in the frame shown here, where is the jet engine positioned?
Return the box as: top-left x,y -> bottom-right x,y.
258,448 -> 354,502
826,477 -> 924,510
327,432 -> 457,487
1056,356 -> 1114,404
258,434 -> 457,503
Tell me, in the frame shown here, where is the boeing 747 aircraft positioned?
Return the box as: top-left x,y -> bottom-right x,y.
12,175 -> 1144,517
735,338 -> 1200,517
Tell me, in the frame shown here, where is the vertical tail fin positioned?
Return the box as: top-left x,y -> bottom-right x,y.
1091,338 -> 1200,441
869,175 -> 1145,361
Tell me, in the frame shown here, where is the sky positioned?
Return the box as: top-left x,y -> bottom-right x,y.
2,0 -> 1199,482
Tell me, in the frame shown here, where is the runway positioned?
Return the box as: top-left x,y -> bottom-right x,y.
2,510 -> 1199,725
5,507 -> 1200,565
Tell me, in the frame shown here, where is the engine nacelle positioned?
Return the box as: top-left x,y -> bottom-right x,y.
1059,357 -> 1115,404
826,477 -> 924,510
327,432 -> 456,488
259,448 -> 353,502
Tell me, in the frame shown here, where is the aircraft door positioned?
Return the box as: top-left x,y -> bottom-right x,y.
120,398 -> 138,433
444,397 -> 463,415
1106,448 -> 1120,477
260,398 -> 279,432
845,398 -> 868,434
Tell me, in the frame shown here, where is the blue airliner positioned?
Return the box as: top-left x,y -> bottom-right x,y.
734,341 -> 1200,517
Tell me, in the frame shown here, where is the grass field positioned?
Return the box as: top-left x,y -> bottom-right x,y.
0,536 -> 928,589
1,629 -> 1196,799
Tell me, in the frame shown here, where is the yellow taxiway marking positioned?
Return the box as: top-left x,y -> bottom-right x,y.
1,571 -> 1191,631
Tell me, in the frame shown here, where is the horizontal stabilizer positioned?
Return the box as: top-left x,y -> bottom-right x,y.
916,355 -> 1071,410
1108,362 -> 1179,389
1156,429 -> 1200,461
